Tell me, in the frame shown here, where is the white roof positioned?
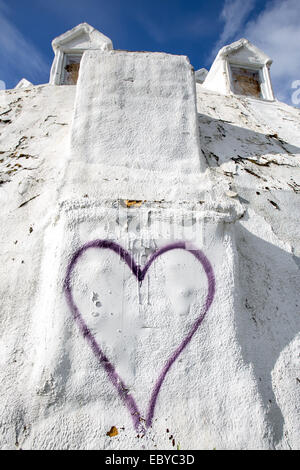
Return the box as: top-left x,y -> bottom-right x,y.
51,22 -> 113,52
215,38 -> 272,65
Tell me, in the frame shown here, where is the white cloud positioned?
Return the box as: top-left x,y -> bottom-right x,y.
243,0 -> 300,104
0,80 -> 6,90
0,1 -> 48,87
212,0 -> 255,55
220,0 -> 255,43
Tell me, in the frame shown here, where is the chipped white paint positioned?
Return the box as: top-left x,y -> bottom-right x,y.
0,30 -> 299,450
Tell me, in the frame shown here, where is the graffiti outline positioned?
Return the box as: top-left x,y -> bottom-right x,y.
64,240 -> 215,432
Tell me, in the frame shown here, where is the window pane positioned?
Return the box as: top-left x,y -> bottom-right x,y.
62,55 -> 82,85
231,66 -> 262,98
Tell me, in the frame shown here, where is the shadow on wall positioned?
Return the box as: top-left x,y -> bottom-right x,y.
234,221 -> 300,447
197,113 -> 300,167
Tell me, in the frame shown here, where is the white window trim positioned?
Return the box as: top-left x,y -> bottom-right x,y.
61,52 -> 83,85
227,61 -> 274,101
50,49 -> 84,85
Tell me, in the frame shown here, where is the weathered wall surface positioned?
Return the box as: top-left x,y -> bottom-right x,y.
0,49 -> 299,450
70,51 -> 203,173
0,84 -> 75,449
197,84 -> 300,449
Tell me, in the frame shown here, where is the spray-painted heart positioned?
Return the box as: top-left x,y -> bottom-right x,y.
64,240 -> 215,433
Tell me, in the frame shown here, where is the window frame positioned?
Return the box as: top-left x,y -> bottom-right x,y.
227,61 -> 273,101
61,52 -> 83,85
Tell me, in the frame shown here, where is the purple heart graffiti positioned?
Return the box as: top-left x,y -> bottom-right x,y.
64,240 -> 215,433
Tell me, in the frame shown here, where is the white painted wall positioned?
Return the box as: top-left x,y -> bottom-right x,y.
0,45 -> 299,450
15,79 -> 33,89
70,50 -> 204,173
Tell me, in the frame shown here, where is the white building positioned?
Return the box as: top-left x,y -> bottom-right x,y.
0,24 -> 299,450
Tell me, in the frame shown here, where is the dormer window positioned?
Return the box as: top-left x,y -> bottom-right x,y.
230,65 -> 262,99
202,39 -> 275,102
49,23 -> 113,86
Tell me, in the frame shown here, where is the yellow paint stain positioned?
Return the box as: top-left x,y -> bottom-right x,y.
124,200 -> 144,208
106,426 -> 118,437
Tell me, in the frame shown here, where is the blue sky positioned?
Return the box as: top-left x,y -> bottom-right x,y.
0,0 -> 300,105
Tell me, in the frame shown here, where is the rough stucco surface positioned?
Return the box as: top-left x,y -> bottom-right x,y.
71,51 -> 203,173
0,50 -> 299,450
196,84 -> 300,450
